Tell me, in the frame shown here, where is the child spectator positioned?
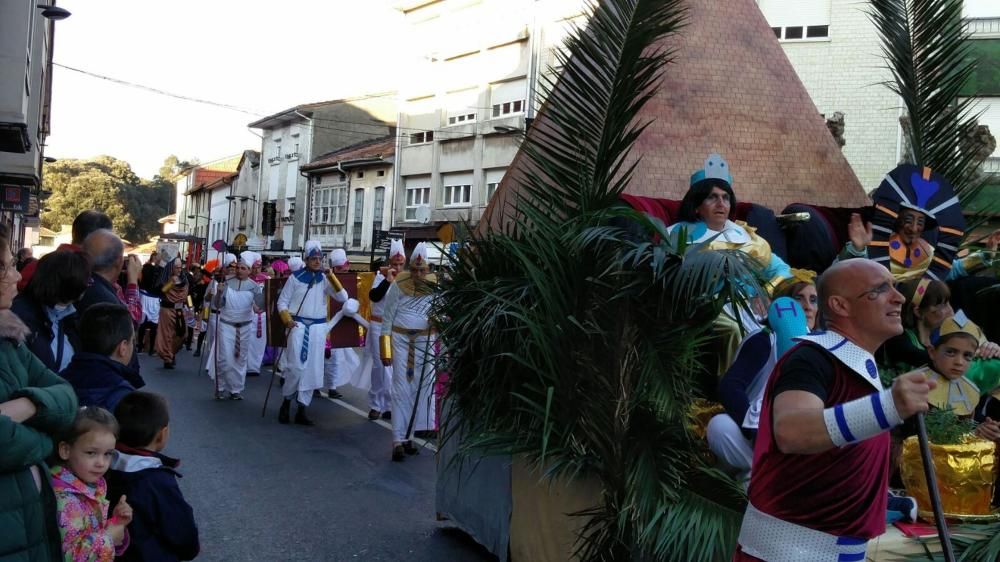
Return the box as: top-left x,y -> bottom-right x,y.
51,406 -> 133,561
107,392 -> 199,561
59,303 -> 137,412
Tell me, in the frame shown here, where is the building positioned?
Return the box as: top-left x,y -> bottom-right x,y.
247,95 -> 396,254
173,154 -> 242,262
757,0 -> 1000,192
0,0 -> 69,250
300,136 -> 395,261
391,0 -> 586,240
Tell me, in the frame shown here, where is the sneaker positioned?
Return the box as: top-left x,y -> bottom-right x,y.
229,393 -> 243,401
328,389 -> 343,400
381,411 -> 392,421
392,445 -> 405,462
402,441 -> 419,456
886,494 -> 918,523
215,391 -> 226,401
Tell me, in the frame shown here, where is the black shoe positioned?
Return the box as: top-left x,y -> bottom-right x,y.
215,391 -> 226,401
247,372 -> 260,377
229,392 -> 243,401
163,362 -> 175,370
294,407 -> 315,426
368,409 -> 381,421
313,389 -> 323,398
193,350 -> 201,357
278,400 -> 291,424
403,441 -> 419,456
328,389 -> 343,400
392,445 -> 405,462
185,346 -> 192,351
381,411 -> 392,421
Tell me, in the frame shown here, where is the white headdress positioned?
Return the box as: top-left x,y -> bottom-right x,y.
287,257 -> 305,272
411,242 -> 429,269
329,248 -> 348,268
222,253 -> 238,267
304,240 -> 323,259
239,251 -> 260,268
389,239 -> 405,260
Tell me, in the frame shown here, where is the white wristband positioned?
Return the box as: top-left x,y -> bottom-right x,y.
823,389 -> 903,447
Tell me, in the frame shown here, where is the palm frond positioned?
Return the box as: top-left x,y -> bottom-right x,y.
869,0 -> 991,208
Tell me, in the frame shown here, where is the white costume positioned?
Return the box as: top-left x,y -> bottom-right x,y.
247,257 -> 269,376
364,239 -> 403,414
204,252 -> 237,378
323,249 -> 356,393
275,257 -> 305,376
382,242 -> 437,443
277,242 -> 350,407
210,252 -> 265,398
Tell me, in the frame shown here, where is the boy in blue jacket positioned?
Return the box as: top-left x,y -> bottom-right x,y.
108,391 -> 200,561
59,303 -> 136,411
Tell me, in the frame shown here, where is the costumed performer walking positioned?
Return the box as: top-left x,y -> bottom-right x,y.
247,256 -> 270,377
154,257 -> 191,370
210,251 -> 264,400
734,259 -> 934,561
202,253 -> 236,377
380,242 -> 437,461
322,248 -> 357,399
365,239 -> 405,420
276,241 -> 351,426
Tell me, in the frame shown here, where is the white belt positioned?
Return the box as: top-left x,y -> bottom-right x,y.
738,503 -> 868,562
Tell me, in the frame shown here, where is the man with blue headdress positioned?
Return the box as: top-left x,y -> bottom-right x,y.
275,240 -> 351,425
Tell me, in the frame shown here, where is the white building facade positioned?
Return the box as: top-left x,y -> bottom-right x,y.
757,0 -> 1000,191
392,0 -> 586,239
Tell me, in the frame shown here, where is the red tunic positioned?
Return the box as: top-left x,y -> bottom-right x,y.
743,341 -> 889,547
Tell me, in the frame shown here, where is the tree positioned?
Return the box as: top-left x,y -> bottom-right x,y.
41,156 -> 174,243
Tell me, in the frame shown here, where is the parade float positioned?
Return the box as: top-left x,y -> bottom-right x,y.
432,0 -> 999,560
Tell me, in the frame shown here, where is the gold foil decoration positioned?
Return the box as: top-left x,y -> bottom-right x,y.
900,435 -> 997,518
687,399 -> 725,441
326,271 -> 345,293
379,334 -> 393,362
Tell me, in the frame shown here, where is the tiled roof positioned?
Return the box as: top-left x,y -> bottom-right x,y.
301,136 -> 395,172
247,92 -> 397,128
187,170 -> 237,195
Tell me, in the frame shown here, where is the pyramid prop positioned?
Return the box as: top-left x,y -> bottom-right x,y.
486,0 -> 869,229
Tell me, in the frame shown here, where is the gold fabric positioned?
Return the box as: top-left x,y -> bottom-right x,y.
379,334 -> 393,362
325,271 -> 344,293
900,435 -> 997,517
357,272 -> 375,322
706,221 -> 772,266
688,399 -> 725,440
278,309 -> 293,327
395,271 -> 438,297
710,312 -> 743,377
926,370 -> 981,417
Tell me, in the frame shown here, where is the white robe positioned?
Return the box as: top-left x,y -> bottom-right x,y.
277,270 -> 347,405
362,272 -> 392,413
210,278 -> 264,394
247,310 -> 267,374
382,280 -> 436,442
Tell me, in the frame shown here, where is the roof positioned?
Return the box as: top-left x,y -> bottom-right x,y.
247,92 -> 397,129
300,136 -> 396,172
186,168 -> 239,195
238,150 -> 260,170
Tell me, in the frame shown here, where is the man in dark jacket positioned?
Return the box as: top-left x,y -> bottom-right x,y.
77,229 -> 145,388
18,210 -> 112,291
108,391 -> 200,562
59,303 -> 137,412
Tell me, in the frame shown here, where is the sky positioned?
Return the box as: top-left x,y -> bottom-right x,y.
46,0 -> 410,179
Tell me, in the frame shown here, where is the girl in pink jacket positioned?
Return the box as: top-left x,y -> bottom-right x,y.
51,406 -> 133,562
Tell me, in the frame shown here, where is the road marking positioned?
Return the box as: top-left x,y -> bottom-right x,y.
323,396 -> 439,453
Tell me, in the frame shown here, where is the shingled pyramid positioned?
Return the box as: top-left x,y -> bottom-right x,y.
488,0 -> 869,226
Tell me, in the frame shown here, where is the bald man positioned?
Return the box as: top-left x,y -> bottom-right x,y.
79,229 -> 145,388
734,259 -> 934,561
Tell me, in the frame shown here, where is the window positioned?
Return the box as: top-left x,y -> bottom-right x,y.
486,182 -> 499,202
339,173 -> 346,181
443,184 -> 471,206
373,186 -> 385,232
806,25 -> 829,38
405,186 -> 431,221
485,168 -> 506,205
352,189 -> 365,247
311,186 -> 348,231
377,170 -> 385,177
492,100 -> 524,118
448,112 -> 477,125
772,25 -> 828,40
409,131 -> 434,144
356,171 -> 364,179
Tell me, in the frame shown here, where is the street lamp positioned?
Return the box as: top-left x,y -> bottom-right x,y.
36,4 -> 71,20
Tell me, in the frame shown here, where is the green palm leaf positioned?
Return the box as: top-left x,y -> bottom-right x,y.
432,0 -> 776,560
869,0 -> 991,209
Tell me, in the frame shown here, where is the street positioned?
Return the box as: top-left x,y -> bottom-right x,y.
135,347 -> 496,562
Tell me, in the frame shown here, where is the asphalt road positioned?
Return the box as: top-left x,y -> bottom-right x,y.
135,346 -> 496,562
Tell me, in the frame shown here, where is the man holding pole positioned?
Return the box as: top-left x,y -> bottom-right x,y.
734,259 -> 935,561
211,251 -> 265,401
276,241 -> 350,426
380,242 -> 437,462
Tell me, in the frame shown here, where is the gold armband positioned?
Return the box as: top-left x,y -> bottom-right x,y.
201,307 -> 210,321
278,310 -> 293,327
379,334 -> 392,361
325,272 -> 344,293
162,281 -> 175,294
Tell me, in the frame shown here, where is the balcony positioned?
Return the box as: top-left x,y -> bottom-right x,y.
966,17 -> 1000,38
